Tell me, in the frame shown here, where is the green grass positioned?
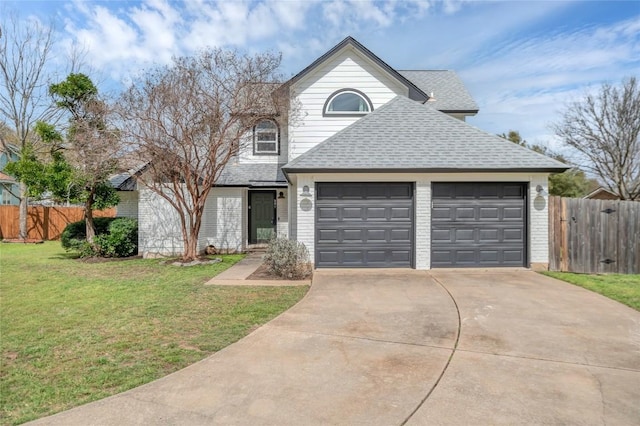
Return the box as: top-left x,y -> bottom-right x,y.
0,242 -> 308,425
542,272 -> 640,311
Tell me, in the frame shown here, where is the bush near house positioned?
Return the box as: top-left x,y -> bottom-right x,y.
95,218 -> 138,258
263,237 -> 312,279
61,217 -> 138,258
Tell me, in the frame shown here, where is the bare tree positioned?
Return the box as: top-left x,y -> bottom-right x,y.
118,48 -> 287,261
553,77 -> 640,200
0,12 -> 57,239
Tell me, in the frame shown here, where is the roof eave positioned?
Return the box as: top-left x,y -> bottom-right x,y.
282,166 -> 571,174
437,109 -> 479,115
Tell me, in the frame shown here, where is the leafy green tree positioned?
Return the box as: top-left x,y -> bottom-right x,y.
37,73 -> 120,244
499,130 -> 596,198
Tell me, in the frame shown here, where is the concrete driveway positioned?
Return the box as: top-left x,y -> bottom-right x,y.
30,270 -> 640,425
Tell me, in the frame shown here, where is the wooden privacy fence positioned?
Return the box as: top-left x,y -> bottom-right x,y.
0,205 -> 116,241
549,196 -> 640,274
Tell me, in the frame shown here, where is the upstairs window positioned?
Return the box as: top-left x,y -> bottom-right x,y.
324,89 -> 373,116
253,119 -> 279,155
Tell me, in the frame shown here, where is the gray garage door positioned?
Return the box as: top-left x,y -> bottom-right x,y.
431,182 -> 527,268
315,182 -> 414,268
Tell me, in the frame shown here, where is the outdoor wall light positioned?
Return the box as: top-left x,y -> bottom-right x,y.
536,184 -> 547,196
278,191 -> 285,199
301,185 -> 311,197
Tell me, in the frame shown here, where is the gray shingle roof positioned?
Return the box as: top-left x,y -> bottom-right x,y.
217,162 -> 287,187
399,70 -> 479,112
109,163 -> 148,191
283,96 -> 568,173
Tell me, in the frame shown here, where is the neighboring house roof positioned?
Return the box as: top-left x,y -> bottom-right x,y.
217,162 -> 287,187
283,96 -> 569,175
0,171 -> 16,183
109,163 -> 148,191
584,187 -> 620,200
282,36 -> 429,103
399,70 -> 479,113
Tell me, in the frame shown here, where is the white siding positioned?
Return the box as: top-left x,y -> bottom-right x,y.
415,180 -> 431,269
296,176 -> 315,262
238,121 -> 289,164
138,188 -> 184,257
529,175 -> 550,266
276,189 -> 288,238
292,172 -> 551,269
288,182 -> 297,240
288,46 -> 407,160
199,187 -> 245,253
115,191 -> 138,219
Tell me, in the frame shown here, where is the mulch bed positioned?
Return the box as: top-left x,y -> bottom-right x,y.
2,239 -> 44,244
247,263 -> 312,281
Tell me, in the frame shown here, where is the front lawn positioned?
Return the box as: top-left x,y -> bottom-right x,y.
0,242 -> 308,425
542,272 -> 640,311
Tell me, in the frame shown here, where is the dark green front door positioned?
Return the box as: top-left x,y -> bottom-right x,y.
249,191 -> 276,244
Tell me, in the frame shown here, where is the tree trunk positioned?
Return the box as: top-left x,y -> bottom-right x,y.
18,181 -> 28,240
85,195 -> 96,244
182,217 -> 203,262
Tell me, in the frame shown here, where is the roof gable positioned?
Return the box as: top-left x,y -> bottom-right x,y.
283,96 -> 569,174
284,37 -> 428,102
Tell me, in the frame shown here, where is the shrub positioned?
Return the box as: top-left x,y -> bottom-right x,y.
263,237 -> 312,279
60,217 -> 138,258
61,217 -> 116,253
95,218 -> 138,258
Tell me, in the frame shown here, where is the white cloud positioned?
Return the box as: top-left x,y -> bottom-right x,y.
465,14 -> 640,144
49,0 -> 638,149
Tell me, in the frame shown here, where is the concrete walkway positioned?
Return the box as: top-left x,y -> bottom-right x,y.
29,270 -> 640,425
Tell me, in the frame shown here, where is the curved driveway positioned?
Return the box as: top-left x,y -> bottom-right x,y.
31,270 -> 640,425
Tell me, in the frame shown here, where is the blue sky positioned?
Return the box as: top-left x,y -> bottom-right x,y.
7,0 -> 640,152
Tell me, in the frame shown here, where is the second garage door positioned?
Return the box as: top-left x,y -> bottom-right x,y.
315,182 -> 414,268
431,182 -> 527,268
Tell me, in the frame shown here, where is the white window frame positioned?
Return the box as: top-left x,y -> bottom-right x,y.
323,89 -> 373,116
253,119 -> 279,155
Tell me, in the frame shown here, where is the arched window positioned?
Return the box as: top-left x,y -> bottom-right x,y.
323,89 -> 373,116
253,119 -> 279,155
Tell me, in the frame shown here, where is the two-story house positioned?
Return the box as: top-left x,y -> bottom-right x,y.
113,36 -> 567,269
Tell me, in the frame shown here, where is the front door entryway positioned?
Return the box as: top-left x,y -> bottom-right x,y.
249,191 -> 276,244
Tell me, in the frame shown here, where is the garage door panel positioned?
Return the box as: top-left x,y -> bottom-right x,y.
316,182 -> 414,268
454,228 -> 475,242
390,207 -> 411,220
366,207 -> 386,219
342,229 -> 364,241
479,207 -> 499,219
432,229 -> 452,242
389,228 -> 411,242
432,207 -> 452,220
503,185 -> 525,198
317,229 -> 339,243
503,228 -> 524,242
432,182 -> 527,268
503,207 -> 524,220
479,250 -> 499,263
317,207 -> 339,220
504,250 -> 525,262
